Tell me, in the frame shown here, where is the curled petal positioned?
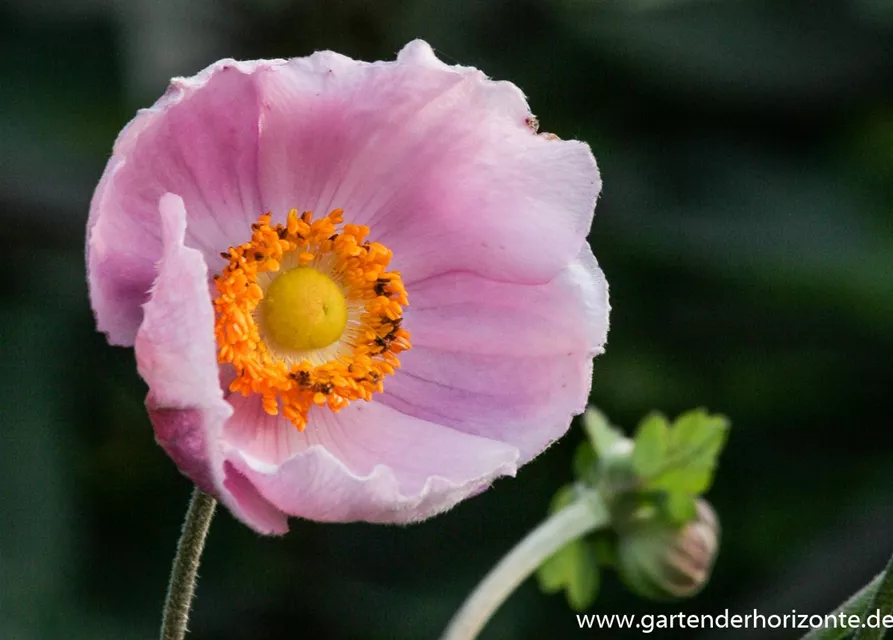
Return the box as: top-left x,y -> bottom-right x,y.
135,194 -> 286,534
222,398 -> 519,523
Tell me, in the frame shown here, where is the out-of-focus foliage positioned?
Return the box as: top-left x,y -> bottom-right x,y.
537,485 -> 603,612
630,409 -> 728,507
537,407 -> 726,610
2,0 -> 893,638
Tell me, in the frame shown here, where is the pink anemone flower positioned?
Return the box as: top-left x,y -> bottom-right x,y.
86,40 -> 609,534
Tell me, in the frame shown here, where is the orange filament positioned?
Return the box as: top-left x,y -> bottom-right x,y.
213,208 -> 411,431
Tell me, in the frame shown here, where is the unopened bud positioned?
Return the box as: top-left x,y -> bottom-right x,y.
616,499 -> 719,601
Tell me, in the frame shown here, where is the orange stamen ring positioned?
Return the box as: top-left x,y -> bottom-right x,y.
213,208 -> 411,431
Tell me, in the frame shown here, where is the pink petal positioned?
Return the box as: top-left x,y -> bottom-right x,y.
134,193 -> 287,534
406,244 -> 608,356
221,464 -> 290,535
88,59 -> 280,346
221,392 -> 310,464
222,397 -> 519,523
379,246 -> 609,461
255,39 -> 600,284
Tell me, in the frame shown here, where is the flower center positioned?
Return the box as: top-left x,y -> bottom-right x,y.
213,208 -> 411,431
262,267 -> 347,351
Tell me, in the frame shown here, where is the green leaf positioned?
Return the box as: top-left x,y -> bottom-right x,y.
582,407 -> 626,457
537,541 -> 578,594
664,492 -> 698,525
537,483 -> 602,610
632,412 -> 669,478
646,409 -> 729,495
854,552 -> 893,640
536,537 -> 601,610
649,468 -> 713,495
667,409 -> 729,465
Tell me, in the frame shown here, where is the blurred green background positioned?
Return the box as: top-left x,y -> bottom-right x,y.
2,0 -> 893,638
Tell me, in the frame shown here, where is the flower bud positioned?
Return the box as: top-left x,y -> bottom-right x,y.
616,499 -> 719,601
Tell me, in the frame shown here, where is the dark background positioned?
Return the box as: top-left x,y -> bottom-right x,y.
2,0 -> 893,638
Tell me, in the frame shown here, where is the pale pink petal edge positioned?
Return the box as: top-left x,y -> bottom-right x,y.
134,193 -> 288,534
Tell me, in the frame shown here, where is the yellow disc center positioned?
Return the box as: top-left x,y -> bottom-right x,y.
261,267 -> 348,351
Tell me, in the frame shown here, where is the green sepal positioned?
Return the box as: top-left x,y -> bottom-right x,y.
582,407 -> 626,458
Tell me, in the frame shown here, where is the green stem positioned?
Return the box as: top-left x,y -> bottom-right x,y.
855,553 -> 893,640
160,488 -> 217,640
801,573 -> 883,640
440,490 -> 610,640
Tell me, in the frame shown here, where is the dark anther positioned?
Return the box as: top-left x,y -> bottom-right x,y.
289,370 -> 312,388
374,279 -> 390,296
312,382 -> 334,394
374,335 -> 395,351
380,316 -> 402,328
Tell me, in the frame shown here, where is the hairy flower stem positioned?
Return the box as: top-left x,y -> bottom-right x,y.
160,488 -> 217,640
441,490 -> 610,640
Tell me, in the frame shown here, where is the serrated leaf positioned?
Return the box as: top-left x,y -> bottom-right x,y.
664,492 -> 698,525
572,441 -> 596,481
536,537 -> 600,610
632,412 -> 669,478
582,407 -> 626,457
645,409 -> 729,495
667,409 -> 729,464
650,468 -> 713,495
